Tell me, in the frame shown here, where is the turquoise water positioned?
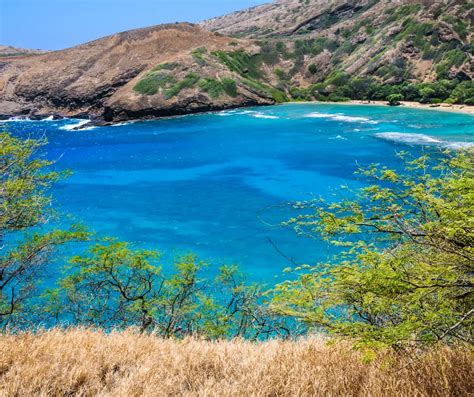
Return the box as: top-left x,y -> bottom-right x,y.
4,103 -> 474,281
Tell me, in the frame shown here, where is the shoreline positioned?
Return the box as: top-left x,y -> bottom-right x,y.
285,100 -> 474,116
2,101 -> 473,128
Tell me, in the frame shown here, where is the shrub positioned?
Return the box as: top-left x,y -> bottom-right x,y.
222,77 -> 238,97
164,73 -> 200,99
387,93 -> 403,105
149,62 -> 178,73
213,50 -> 263,79
192,47 -> 207,65
133,73 -> 176,96
308,64 -> 317,75
274,151 -> 474,347
199,78 -> 225,99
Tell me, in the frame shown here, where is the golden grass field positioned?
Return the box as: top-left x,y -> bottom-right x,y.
0,328 -> 472,396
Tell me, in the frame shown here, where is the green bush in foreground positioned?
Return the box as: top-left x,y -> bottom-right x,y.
274,150 -> 473,347
0,131 -> 87,329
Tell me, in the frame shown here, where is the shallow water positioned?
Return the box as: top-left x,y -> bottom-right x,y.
4,103 -> 474,282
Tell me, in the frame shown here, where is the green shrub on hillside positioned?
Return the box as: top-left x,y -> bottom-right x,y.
192,47 -> 207,65
222,77 -> 238,97
213,50 -> 263,80
149,62 -> 179,73
198,77 -> 238,99
133,73 -> 177,95
164,73 -> 200,99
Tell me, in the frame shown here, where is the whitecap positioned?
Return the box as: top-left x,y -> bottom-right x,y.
306,112 -> 334,118
374,132 -> 442,145
111,121 -> 133,127
1,115 -> 59,123
59,120 -> 90,131
374,132 -> 473,149
251,113 -> 279,119
306,112 -> 377,124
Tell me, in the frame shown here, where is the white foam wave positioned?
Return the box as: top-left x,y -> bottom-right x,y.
252,113 -> 279,119
374,132 -> 473,149
1,116 -> 56,123
111,121 -> 133,127
59,120 -> 90,131
306,112 -> 377,124
306,112 -> 334,118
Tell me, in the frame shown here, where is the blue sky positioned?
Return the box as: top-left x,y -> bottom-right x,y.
0,0 -> 267,50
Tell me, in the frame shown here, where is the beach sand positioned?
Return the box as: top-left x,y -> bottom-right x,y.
287,100 -> 474,116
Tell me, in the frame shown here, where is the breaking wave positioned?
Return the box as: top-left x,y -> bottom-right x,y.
306,112 -> 378,124
59,120 -> 90,131
374,132 -> 473,149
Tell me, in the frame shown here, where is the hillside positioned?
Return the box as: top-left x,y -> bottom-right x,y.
0,1 -> 472,124
202,0 -> 473,102
0,45 -> 47,57
0,24 -> 273,123
1,329 -> 472,396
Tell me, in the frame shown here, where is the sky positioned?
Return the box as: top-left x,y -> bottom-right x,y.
0,0 -> 267,50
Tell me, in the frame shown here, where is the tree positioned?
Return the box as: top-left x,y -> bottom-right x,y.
0,131 -> 87,329
273,150 -> 473,347
387,93 -> 403,106
308,64 -> 317,75
46,242 -> 292,338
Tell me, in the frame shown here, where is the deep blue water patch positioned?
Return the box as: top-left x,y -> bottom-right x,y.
3,103 -> 473,282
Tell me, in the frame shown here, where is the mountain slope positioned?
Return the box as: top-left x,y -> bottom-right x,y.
1,1 -> 472,123
201,0 -> 473,88
0,24 -> 273,122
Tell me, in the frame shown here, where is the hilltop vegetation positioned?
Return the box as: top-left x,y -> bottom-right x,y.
202,0 -> 474,105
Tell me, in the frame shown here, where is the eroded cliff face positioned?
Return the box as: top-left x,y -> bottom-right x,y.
0,23 -> 274,123
1,1 -> 472,123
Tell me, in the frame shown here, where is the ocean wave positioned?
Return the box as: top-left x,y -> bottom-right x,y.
306,112 -> 377,124
374,132 -> 473,149
111,121 -> 133,127
1,116 -> 55,123
59,120 -> 90,131
251,113 -> 279,119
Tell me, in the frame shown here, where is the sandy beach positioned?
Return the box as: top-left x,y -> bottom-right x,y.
294,100 -> 474,116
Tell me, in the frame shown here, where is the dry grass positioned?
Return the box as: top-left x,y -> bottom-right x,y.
0,329 -> 472,396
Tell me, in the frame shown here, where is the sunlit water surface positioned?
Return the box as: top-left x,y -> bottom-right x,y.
4,103 -> 473,282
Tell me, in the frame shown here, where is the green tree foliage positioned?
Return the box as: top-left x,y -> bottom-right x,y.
0,131 -> 87,329
273,150 -> 473,347
387,93 -> 403,106
45,242 -> 291,339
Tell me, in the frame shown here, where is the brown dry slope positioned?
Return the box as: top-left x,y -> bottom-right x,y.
0,23 -> 272,123
0,329 -> 473,396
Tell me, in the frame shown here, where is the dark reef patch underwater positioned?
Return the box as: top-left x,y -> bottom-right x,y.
3,103 -> 473,282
